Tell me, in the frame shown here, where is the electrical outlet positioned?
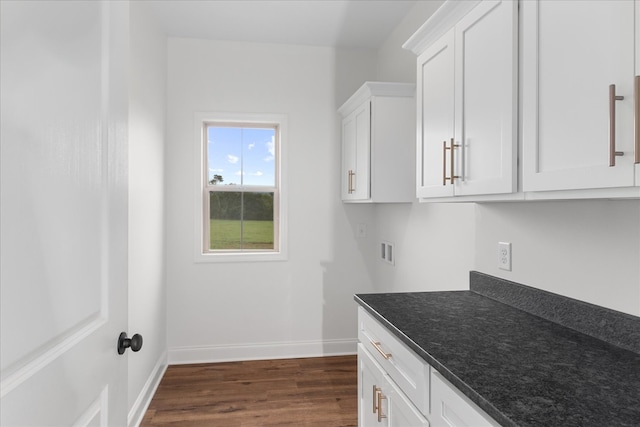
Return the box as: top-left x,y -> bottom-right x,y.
498,242 -> 512,271
381,241 -> 395,266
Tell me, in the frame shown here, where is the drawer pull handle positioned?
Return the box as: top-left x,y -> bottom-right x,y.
442,140 -> 447,185
348,169 -> 355,193
609,84 -> 625,166
372,385 -> 381,413
371,341 -> 392,360
377,389 -> 387,422
635,76 -> 640,164
442,138 -> 461,184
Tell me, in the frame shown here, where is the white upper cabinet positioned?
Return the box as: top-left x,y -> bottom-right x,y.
407,0 -> 518,200
521,0 -> 640,193
342,101 -> 372,201
416,29 -> 456,198
339,82 -> 415,203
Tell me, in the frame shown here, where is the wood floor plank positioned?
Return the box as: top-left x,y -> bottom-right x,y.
141,355 -> 357,426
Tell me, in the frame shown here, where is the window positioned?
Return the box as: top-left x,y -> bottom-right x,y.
197,113 -> 287,262
199,115 -> 285,261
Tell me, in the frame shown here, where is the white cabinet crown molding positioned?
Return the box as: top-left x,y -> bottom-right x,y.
338,81 -> 415,117
403,0 -> 482,55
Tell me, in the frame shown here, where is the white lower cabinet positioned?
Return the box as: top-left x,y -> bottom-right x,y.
358,344 -> 429,427
430,371 -> 499,427
359,344 -> 388,427
358,308 -> 499,427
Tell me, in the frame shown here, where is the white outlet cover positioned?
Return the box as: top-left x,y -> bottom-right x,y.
498,242 -> 511,271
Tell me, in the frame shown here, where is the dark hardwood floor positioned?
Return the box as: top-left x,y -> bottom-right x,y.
141,355 -> 358,426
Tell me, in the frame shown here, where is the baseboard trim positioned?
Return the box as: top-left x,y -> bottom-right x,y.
128,351 -> 168,427
168,338 -> 357,365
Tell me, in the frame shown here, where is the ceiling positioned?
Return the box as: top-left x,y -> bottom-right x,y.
146,0 -> 419,49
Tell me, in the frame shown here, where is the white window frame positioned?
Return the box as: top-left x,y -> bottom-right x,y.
194,112 -> 288,263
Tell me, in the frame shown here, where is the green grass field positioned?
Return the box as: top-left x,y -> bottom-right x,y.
210,219 -> 274,250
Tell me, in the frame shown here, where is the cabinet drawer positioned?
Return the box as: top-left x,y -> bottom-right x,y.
358,307 -> 430,414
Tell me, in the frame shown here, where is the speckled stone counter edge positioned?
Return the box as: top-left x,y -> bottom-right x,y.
470,271 -> 640,355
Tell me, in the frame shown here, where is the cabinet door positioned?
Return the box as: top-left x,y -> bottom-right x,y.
387,377 -> 430,427
637,2 -> 640,187
522,0 -> 636,192
431,371 -> 498,427
358,344 -> 388,427
342,102 -> 371,201
417,29 -> 455,198
453,0 -> 517,196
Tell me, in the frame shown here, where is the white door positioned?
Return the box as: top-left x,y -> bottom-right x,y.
522,0 -> 636,192
453,0 -> 517,197
1,1 -> 130,426
417,29 -> 455,199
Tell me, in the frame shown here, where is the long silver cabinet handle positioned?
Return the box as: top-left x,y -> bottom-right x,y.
609,84 -> 625,166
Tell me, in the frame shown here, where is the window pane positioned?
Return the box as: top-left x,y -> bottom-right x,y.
242,128 -> 276,186
209,191 -> 274,250
209,191 -> 242,249
208,127 -> 242,186
207,126 -> 275,187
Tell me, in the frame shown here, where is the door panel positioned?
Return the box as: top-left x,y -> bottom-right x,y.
522,0 -> 635,191
354,102 -> 371,200
342,103 -> 371,201
417,29 -> 455,198
358,344 -> 387,427
454,0 -> 517,196
1,1 -> 129,425
342,110 -> 357,200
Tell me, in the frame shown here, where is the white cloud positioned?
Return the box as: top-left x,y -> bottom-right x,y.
235,170 -> 245,176
248,143 -> 255,150
251,171 -> 263,176
209,168 -> 224,173
227,154 -> 239,164
264,136 -> 275,162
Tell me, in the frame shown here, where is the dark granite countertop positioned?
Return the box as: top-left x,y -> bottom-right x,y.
355,290 -> 640,427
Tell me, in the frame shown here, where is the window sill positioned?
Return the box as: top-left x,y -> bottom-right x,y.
195,251 -> 288,263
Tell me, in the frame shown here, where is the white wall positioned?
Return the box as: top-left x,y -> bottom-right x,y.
373,1 -> 640,316
161,0 -> 639,374
128,3 -> 167,424
371,0 -> 476,293
375,0 -> 445,84
475,200 -> 640,316
165,37 -> 378,363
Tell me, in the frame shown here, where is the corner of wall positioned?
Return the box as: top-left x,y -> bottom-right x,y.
127,351 -> 168,427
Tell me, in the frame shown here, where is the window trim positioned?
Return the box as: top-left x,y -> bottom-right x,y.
194,112 -> 288,263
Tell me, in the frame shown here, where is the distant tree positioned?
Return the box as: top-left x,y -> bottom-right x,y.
209,174 -> 224,185
209,191 -> 274,221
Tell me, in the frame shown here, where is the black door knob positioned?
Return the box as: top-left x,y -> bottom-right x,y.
117,332 -> 143,355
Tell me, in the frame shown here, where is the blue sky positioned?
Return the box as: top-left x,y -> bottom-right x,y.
207,126 -> 275,186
